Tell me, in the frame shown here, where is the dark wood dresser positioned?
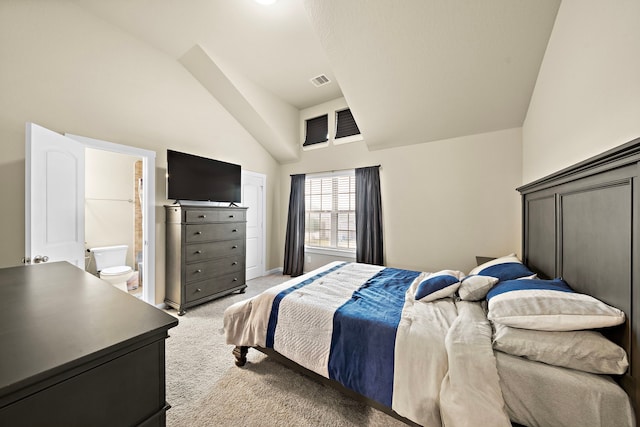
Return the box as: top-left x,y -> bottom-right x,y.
0,262 -> 178,426
165,205 -> 247,315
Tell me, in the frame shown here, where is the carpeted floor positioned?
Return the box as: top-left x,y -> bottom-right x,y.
164,273 -> 406,427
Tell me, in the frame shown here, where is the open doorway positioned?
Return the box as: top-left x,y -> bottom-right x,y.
66,133 -> 156,305
84,149 -> 144,297
25,123 -> 156,305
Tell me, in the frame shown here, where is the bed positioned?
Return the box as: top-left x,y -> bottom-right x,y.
224,137 -> 640,426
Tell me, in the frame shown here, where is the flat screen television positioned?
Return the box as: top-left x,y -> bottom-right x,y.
167,149 -> 241,203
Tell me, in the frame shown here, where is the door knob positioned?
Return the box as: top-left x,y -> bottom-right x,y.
33,255 -> 49,263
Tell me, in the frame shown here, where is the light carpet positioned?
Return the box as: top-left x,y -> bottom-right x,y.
164,273 -> 406,427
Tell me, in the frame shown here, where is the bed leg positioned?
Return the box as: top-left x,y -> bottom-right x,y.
233,346 -> 248,367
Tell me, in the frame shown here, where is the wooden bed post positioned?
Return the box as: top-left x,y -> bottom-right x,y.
233,346 -> 248,367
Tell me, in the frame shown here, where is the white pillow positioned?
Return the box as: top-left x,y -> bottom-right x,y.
487,277 -> 625,331
493,323 -> 628,375
411,270 -> 464,302
458,275 -> 499,301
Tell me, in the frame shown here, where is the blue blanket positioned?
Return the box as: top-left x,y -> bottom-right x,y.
266,265 -> 420,407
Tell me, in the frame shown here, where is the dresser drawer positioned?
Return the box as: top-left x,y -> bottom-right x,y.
185,209 -> 246,223
185,239 -> 244,263
185,223 -> 246,243
185,255 -> 244,283
185,272 -> 246,303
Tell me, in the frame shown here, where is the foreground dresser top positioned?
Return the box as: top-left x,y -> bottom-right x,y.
0,261 -> 178,400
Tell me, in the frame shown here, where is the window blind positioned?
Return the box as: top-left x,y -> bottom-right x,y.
304,171 -> 356,250
335,108 -> 361,139
303,114 -> 329,146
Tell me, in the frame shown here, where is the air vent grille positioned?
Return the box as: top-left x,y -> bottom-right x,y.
310,74 -> 331,87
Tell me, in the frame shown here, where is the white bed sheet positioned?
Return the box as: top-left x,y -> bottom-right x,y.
496,351 -> 635,427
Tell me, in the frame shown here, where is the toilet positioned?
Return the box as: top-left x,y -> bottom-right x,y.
90,245 -> 134,292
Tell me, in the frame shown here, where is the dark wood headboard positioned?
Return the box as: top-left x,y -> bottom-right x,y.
517,137 -> 640,419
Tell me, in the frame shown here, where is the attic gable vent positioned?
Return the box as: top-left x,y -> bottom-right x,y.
310,74 -> 331,87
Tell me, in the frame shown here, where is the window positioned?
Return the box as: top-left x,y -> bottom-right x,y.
305,172 -> 356,251
303,114 -> 328,147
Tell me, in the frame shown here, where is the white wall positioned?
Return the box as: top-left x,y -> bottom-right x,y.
85,149 -> 137,273
281,126 -> 523,274
0,1 -> 282,304
523,0 -> 640,183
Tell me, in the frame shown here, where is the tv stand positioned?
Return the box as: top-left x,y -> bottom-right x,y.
164,205 -> 248,315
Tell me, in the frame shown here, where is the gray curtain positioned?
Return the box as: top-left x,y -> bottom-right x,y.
283,174 -> 306,276
356,166 -> 383,265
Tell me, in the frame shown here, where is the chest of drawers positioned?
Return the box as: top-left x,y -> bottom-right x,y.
165,205 -> 247,315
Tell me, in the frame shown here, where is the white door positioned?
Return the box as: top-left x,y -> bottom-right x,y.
25,123 -> 85,267
242,171 -> 265,280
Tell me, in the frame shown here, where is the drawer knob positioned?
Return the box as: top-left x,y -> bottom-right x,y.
232,229 -> 238,232
229,215 -> 235,218
195,231 -> 202,235
233,278 -> 238,282
232,245 -> 238,249
195,250 -> 202,254
196,288 -> 202,293
195,269 -> 202,273
199,214 -> 206,218
232,261 -> 238,266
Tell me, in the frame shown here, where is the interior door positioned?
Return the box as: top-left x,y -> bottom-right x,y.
242,171 -> 265,280
25,123 -> 85,267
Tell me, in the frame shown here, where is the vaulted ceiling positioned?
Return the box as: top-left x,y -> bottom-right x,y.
73,0 -> 561,162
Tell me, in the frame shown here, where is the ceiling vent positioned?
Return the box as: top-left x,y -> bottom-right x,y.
310,74 -> 331,87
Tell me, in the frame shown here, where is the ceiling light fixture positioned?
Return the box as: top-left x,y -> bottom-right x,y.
254,0 -> 277,5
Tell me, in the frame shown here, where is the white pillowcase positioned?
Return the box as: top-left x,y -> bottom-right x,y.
493,323 -> 628,375
458,275 -> 499,301
487,278 -> 626,331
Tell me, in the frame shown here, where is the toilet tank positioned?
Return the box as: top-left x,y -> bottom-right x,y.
91,245 -> 128,271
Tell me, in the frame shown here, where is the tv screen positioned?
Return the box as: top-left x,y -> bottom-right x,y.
167,149 -> 241,203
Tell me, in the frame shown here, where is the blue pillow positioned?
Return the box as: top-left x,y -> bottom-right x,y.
415,273 -> 461,302
469,254 -> 535,282
476,262 -> 535,282
487,277 -> 626,331
487,277 -> 573,300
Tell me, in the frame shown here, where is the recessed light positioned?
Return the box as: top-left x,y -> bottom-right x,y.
254,0 -> 277,5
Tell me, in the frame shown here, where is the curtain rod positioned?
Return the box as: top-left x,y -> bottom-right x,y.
290,164 -> 381,177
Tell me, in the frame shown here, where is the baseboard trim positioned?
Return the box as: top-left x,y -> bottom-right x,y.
265,267 -> 283,275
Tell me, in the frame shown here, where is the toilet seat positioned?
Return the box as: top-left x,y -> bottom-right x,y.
101,265 -> 132,276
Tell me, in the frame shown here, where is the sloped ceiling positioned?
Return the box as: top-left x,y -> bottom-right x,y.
304,0 -> 561,150
73,0 -> 560,161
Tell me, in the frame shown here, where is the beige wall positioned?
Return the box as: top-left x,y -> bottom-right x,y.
522,0 -> 640,183
0,1 -> 282,304
85,149 -> 137,274
0,1 -> 537,301
281,127 -> 523,274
